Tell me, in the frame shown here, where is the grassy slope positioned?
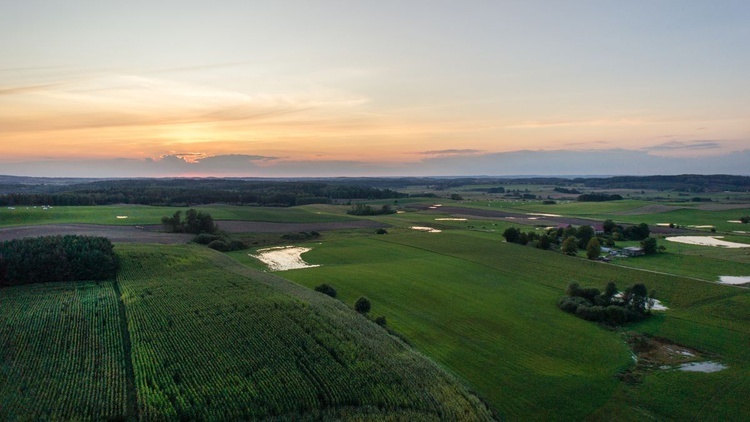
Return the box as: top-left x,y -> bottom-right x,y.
117,244 -> 494,420
0,281 -> 129,420
242,229 -> 750,420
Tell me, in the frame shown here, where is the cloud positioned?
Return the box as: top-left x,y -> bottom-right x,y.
642,140 -> 722,151
3,149 -> 750,178
415,149 -> 484,155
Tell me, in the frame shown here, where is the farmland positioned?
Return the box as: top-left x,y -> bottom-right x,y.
2,176 -> 750,420
253,228 -> 750,420
0,244 -> 495,420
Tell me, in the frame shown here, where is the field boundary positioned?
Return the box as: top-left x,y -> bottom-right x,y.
112,278 -> 139,421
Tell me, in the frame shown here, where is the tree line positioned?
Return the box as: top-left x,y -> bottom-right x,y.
0,235 -> 119,286
0,179 -> 408,207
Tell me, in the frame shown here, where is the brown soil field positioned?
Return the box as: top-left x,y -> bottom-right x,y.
0,220 -> 388,243
213,220 -> 387,233
0,224 -> 194,244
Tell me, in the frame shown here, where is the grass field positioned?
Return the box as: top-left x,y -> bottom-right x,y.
235,228 -> 750,420
0,204 -> 353,227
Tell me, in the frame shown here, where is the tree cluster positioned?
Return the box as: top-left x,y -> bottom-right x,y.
577,193 -> 623,202
346,203 -> 397,216
161,209 -> 218,234
553,187 -> 581,194
0,235 -> 119,286
502,219 -> 657,259
557,281 -> 655,325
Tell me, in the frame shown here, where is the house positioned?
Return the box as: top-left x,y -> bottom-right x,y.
622,246 -> 645,257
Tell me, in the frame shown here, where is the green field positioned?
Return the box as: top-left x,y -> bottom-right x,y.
235,228 -> 750,420
1,244 -> 494,420
3,190 -> 750,420
0,204 -> 353,227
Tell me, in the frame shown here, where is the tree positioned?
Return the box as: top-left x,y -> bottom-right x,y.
641,237 -> 658,255
450,193 -> 464,200
536,234 -> 551,250
602,281 -> 618,305
586,238 -> 601,260
355,297 -> 371,314
502,227 -> 521,244
314,283 -> 337,298
561,236 -> 578,255
576,225 -> 595,249
603,219 -> 617,234
375,316 -> 387,326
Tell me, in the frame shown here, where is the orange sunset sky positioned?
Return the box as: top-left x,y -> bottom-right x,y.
1,1 -> 748,177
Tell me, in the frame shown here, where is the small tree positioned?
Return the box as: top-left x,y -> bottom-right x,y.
561,236 -> 578,255
355,297 -> 371,314
641,237 -> 658,255
375,316 -> 387,326
536,234 -> 551,250
586,238 -> 601,260
314,283 -> 337,298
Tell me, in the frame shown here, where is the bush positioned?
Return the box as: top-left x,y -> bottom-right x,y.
193,234 -> 221,245
206,240 -> 231,252
375,316 -> 387,326
355,297 -> 371,314
314,283 -> 337,298
376,228 -> 388,235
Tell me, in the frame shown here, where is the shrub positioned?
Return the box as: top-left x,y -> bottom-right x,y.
355,297 -> 371,314
314,284 -> 337,298
375,316 -> 387,326
376,228 -> 388,235
206,240 -> 230,252
193,234 -> 221,245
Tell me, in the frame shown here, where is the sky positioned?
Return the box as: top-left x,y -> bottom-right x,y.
1,1 -> 748,177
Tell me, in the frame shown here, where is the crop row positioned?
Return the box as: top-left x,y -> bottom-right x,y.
116,245 -> 493,420
0,281 -> 128,420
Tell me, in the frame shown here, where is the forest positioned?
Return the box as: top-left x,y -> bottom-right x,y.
0,235 -> 119,286
0,179 -> 408,207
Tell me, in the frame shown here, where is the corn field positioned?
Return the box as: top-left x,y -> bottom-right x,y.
0,281 -> 128,420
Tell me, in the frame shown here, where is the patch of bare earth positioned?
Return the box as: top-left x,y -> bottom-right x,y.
619,333 -> 723,383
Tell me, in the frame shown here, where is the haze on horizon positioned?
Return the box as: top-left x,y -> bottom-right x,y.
1,1 -> 748,177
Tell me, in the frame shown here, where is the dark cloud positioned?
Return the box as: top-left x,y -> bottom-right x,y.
2,150 -> 749,178
642,140 -> 722,151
